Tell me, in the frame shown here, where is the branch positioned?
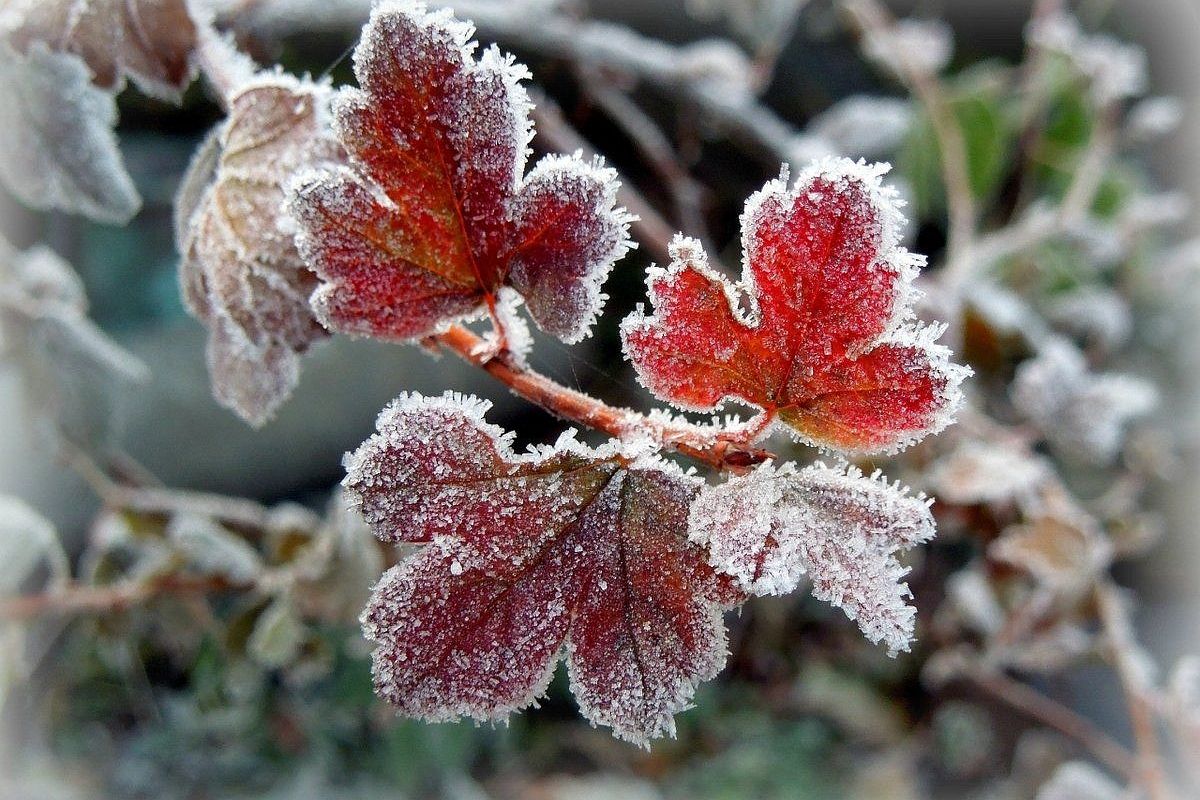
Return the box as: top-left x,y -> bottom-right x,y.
843,0 -> 977,286
968,670 -> 1136,781
219,0 -> 803,164
434,325 -> 774,473
1096,582 -> 1171,800
0,575 -> 248,621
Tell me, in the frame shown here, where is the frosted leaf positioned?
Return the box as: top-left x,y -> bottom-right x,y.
1035,762 -> 1127,800
684,0 -> 811,50
166,513 -> 264,583
287,1 -> 633,344
349,392 -> 736,745
2,0 -> 197,99
990,515 -> 1111,591
248,596 -> 307,669
808,96 -> 913,159
688,462 -> 935,655
1045,288 -> 1132,353
0,241 -> 149,450
622,158 -> 969,454
928,441 -> 1050,506
1126,96 -> 1184,142
0,495 -> 69,594
1026,12 -> 1147,107
862,19 -> 954,78
1012,338 -> 1157,463
0,41 -> 139,223
176,74 -> 344,425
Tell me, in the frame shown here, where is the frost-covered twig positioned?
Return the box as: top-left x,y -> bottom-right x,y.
579,72 -> 716,253
0,574 -> 249,621
1096,583 -> 1170,799
843,0 -> 976,283
434,324 -> 774,472
217,0 -> 803,164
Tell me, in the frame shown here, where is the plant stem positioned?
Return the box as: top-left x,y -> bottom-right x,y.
970,670 -> 1136,780
1095,582 -> 1171,799
434,325 -> 774,472
0,575 -> 248,621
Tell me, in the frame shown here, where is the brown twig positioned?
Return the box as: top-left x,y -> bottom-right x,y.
578,71 -> 717,254
0,575 -> 248,621
969,669 -> 1136,781
434,325 -> 774,473
1095,582 -> 1171,799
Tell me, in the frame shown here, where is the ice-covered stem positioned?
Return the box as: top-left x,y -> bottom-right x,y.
218,0 -> 803,164
434,324 -> 774,472
968,669 -> 1136,781
843,0 -> 977,287
193,14 -> 258,105
1096,582 -> 1171,799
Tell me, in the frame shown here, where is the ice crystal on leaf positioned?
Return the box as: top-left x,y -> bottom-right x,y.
346,393 -> 738,746
687,462 -> 935,656
176,74 -> 344,426
622,159 -> 967,454
287,1 -> 633,344
1012,338 -> 1157,464
1,0 -> 197,98
0,40 -> 140,223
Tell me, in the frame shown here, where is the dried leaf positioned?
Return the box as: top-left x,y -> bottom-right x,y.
0,41 -> 139,223
176,74 -> 343,425
4,0 -> 197,98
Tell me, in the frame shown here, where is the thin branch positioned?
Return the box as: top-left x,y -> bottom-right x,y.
968,670 -> 1136,781
433,325 -> 774,473
578,71 -> 717,254
0,575 -> 248,621
843,0 -> 977,286
528,91 -> 679,268
1095,582 -> 1171,800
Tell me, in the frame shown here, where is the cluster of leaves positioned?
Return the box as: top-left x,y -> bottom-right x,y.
1,0 -> 1197,797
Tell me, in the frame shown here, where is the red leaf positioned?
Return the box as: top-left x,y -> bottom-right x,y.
622,159 -> 967,454
288,3 -> 632,343
348,393 -> 736,745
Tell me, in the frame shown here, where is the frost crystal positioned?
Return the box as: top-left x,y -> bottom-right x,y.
176,74 -> 344,426
688,462 -> 935,656
1012,338 -> 1157,463
863,19 -> 954,77
287,1 -> 632,345
1027,12 -> 1147,106
1,0 -> 197,98
622,158 -> 968,454
347,392 -> 737,746
0,41 -> 140,223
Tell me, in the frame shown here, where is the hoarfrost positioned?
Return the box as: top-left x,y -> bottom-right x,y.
176,73 -> 343,426
348,392 -> 736,745
688,462 -> 935,655
1012,338 -> 1157,463
0,41 -> 139,223
621,157 -> 968,455
1026,11 -> 1147,106
928,441 -> 1050,506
